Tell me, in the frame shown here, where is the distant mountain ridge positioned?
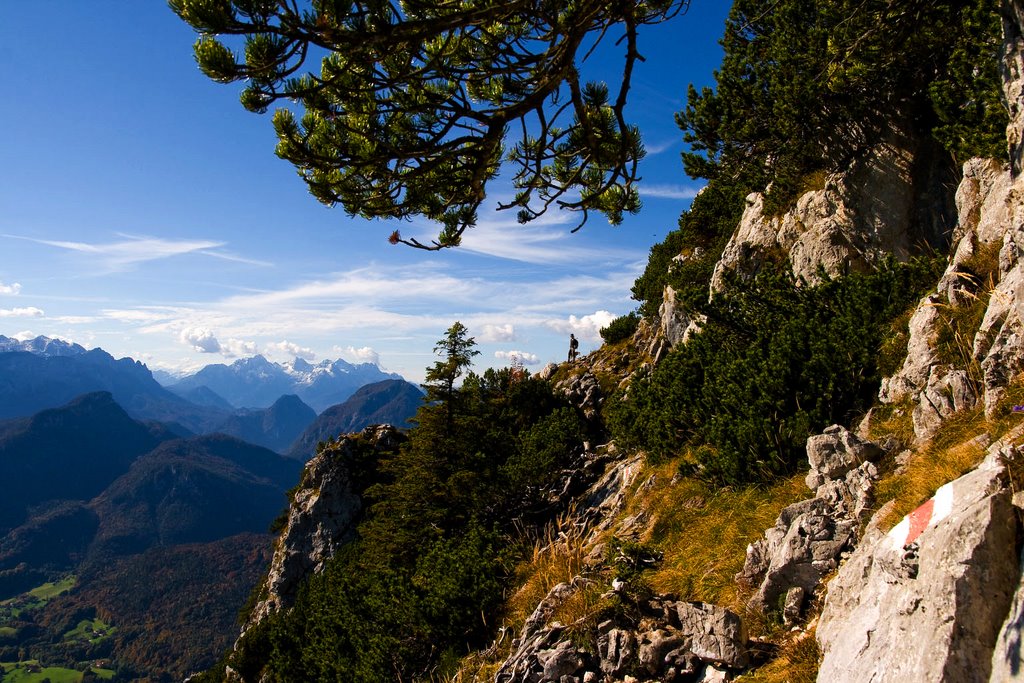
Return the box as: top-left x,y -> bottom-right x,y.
214,394 -> 317,453
0,342 -> 226,432
287,379 -> 423,460
0,334 -> 86,356
0,391 -> 173,535
171,354 -> 406,412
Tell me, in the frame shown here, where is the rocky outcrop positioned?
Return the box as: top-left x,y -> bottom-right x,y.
739,426 -> 883,618
659,284 -> 694,348
241,425 -> 404,631
556,371 -> 603,421
816,447 -> 1019,682
658,249 -> 705,350
710,125 -> 953,291
496,581 -> 749,683
804,424 -> 884,490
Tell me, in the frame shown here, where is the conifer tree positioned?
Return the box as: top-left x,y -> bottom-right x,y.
422,321 -> 479,437
169,0 -> 690,248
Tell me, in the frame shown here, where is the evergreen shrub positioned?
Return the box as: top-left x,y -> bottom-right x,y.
610,257 -> 942,484
599,312 -> 641,345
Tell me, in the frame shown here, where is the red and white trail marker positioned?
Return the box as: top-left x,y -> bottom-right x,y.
888,481 -> 955,551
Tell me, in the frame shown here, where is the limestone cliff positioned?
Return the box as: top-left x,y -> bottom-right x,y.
239,425 -> 404,634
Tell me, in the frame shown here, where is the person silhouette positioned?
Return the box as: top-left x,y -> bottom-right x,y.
568,333 -> 579,362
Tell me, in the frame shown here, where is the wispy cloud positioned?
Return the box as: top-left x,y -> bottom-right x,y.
393,192 -> 645,266
219,263 -> 476,309
638,183 -> 703,200
3,233 -> 268,271
0,281 -> 21,295
198,249 -> 274,267
99,259 -> 639,350
643,137 -> 679,155
0,306 -> 44,318
458,213 -> 641,265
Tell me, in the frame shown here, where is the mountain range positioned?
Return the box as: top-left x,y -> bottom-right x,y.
0,336 -> 418,451
167,354 -> 405,412
0,339 -> 423,678
212,394 -> 318,453
0,334 -> 230,434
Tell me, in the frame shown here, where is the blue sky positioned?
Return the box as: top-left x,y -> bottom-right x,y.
0,2 -> 728,383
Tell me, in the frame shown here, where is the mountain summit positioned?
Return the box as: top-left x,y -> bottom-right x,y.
0,334 -> 86,356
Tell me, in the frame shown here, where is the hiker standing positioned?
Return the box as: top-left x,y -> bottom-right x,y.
568,334 -> 579,362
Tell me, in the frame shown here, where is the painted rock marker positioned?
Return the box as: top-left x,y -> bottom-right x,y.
888,482 -> 955,551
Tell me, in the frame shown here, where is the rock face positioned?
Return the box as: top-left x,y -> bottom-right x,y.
556,371 -> 603,421
877,157 -> 1015,440
710,126 -> 953,292
659,284 -> 693,347
242,425 -> 404,631
739,426 -> 881,618
816,448 -> 1019,683
991,547 -> 1024,682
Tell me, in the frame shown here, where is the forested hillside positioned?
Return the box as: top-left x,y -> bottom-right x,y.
179,0 -> 1023,681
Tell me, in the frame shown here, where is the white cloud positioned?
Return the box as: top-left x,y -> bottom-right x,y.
266,340 -> 316,361
179,327 -> 221,353
638,183 -> 702,200
545,310 -> 618,342
13,330 -> 35,341
196,250 -> 273,267
494,350 -> 540,365
480,323 -> 516,343
0,281 -> 21,295
334,345 -> 381,365
395,195 -> 646,266
220,263 -> 475,309
0,306 -> 44,318
221,338 -> 259,358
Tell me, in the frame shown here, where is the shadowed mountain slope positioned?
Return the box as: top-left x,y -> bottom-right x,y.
287,379 -> 422,460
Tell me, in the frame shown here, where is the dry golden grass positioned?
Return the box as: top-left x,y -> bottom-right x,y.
623,460 -> 809,614
737,628 -> 821,683
504,509 -> 592,632
873,374 -> 1024,532
878,442 -> 986,528
866,398 -> 915,450
445,510 -> 601,683
443,645 -> 509,683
